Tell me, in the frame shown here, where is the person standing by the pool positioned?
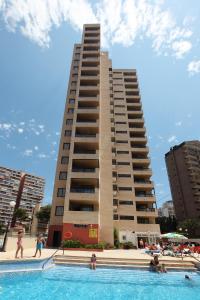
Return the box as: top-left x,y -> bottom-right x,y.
15,226 -> 25,259
139,239 -> 144,249
33,234 -> 44,258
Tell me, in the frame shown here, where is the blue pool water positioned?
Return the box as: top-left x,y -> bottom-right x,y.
0,265 -> 200,300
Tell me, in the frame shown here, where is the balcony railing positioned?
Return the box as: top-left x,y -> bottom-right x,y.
135,193 -> 154,197
72,168 -> 96,173
136,208 -> 155,212
70,187 -> 95,193
75,134 -> 97,138
76,119 -> 97,123
74,149 -> 96,154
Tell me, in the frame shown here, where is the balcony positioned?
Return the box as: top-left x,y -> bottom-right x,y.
76,108 -> 99,115
133,168 -> 152,176
132,158 -> 150,165
131,145 -> 149,153
130,137 -> 147,144
136,204 -> 155,211
134,181 -> 153,189
76,114 -> 99,126
69,182 -> 99,201
70,187 -> 95,193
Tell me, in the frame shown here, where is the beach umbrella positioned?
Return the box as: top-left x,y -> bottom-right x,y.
160,232 -> 188,239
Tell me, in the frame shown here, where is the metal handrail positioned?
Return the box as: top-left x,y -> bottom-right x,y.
42,248 -> 60,269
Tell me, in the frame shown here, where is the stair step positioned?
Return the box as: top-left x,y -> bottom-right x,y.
54,261 -> 197,271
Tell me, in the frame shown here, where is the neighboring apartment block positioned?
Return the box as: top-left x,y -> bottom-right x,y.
0,165 -> 45,225
165,141 -> 200,222
48,24 -> 160,247
158,200 -> 175,218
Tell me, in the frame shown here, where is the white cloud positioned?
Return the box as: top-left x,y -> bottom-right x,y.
20,121 -> 25,125
175,121 -> 182,126
171,40 -> 192,59
0,123 -> 12,130
23,149 -> 33,156
34,145 -> 39,151
168,135 -> 177,143
38,153 -> 48,159
187,60 -> 200,76
18,128 -> 24,133
0,0 -> 194,59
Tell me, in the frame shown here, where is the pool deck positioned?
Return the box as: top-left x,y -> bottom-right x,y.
0,248 -> 199,263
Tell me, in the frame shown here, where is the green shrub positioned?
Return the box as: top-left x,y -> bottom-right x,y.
62,240 -> 82,248
122,242 -> 135,249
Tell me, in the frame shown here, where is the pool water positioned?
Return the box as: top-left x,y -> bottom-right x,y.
0,266 -> 199,300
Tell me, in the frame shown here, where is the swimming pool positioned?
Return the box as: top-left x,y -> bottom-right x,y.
0,265 -> 199,300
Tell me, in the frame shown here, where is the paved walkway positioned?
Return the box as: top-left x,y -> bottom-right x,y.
0,248 -> 198,263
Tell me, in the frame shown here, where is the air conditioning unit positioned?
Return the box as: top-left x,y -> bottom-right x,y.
113,191 -> 117,196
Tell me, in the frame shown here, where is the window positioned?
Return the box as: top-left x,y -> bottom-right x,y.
113,214 -> 118,220
70,90 -> 76,95
59,172 -> 67,180
65,130 -> 72,136
68,108 -> 74,114
74,224 -> 88,228
55,206 -> 64,216
118,187 -> 132,191
117,162 -> 130,165
122,235 -> 126,241
118,174 -> 131,178
116,131 -> 127,134
69,99 -> 75,104
137,217 -> 149,224
119,200 -> 133,205
61,156 -> 69,164
66,119 -> 73,125
115,113 -> 126,116
116,122 -> 126,124
120,215 -> 134,220
63,143 -> 70,150
113,199 -> 118,205
57,188 -> 66,197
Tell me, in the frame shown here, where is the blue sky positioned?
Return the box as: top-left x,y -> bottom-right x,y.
0,0 -> 200,207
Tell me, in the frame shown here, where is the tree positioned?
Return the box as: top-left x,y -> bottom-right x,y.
113,228 -> 120,248
157,216 -> 177,234
0,222 -> 5,234
178,218 -> 200,238
36,205 -> 51,223
13,208 -> 28,221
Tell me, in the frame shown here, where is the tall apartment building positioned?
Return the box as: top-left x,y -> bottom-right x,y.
48,24 -> 160,247
165,141 -> 200,222
0,165 -> 45,225
158,200 -> 175,218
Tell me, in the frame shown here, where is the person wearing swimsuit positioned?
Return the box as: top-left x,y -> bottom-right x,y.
33,234 -> 44,258
90,254 -> 97,270
15,230 -> 24,259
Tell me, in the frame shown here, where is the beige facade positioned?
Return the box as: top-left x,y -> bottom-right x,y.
48,24 -> 160,247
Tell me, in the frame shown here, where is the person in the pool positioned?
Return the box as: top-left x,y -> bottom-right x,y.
150,255 -> 161,272
185,275 -> 191,280
90,253 -> 97,270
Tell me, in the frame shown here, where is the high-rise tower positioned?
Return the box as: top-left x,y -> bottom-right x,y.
165,141 -> 200,222
48,24 -> 160,247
